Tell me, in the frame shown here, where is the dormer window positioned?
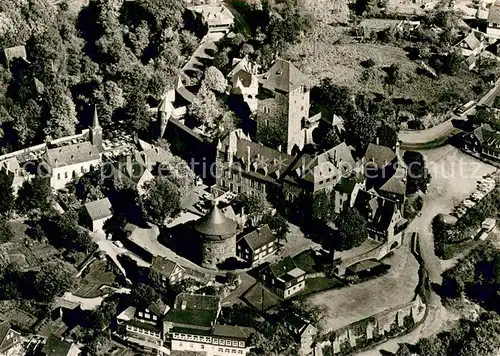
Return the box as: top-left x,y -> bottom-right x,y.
276,69 -> 284,76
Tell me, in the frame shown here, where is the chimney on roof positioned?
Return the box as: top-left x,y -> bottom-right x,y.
376,137 -> 379,145
246,146 -> 250,172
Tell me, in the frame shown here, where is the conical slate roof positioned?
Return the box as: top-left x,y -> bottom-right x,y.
195,205 -> 237,238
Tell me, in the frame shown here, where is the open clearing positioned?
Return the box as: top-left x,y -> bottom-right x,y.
307,237 -> 419,332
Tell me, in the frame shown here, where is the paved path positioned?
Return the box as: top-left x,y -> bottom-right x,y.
356,146 -> 496,355
399,119 -> 456,146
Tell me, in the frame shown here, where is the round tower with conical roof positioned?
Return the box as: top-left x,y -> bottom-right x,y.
195,202 -> 237,269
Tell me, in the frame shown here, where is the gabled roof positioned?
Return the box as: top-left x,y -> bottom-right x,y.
42,335 -> 73,356
283,313 -> 308,332
294,142 -> 356,184
379,167 -> 406,196
259,59 -> 309,93
364,143 -> 396,168
488,0 -> 500,24
238,225 -> 276,251
268,256 -> 304,279
233,69 -> 254,88
167,294 -> 220,328
151,256 -> 183,278
211,325 -> 255,340
45,142 -> 100,168
148,299 -> 169,316
354,190 -> 400,232
195,205 -> 238,238
462,32 -> 481,51
84,198 -> 112,221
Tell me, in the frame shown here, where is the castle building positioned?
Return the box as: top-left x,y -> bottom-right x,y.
257,59 -> 320,154
194,203 -> 238,269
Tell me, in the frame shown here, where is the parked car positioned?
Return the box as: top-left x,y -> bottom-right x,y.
113,241 -> 124,248
463,200 -> 476,208
471,192 -> 485,202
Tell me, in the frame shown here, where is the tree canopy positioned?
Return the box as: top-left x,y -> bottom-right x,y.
337,208 -> 368,250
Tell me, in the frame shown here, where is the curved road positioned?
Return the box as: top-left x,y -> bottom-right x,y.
357,146 -> 496,355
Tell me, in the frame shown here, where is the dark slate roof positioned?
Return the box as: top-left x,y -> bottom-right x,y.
211,325 -> 255,340
379,167 -> 406,196
234,69 -> 253,87
148,300 -> 169,316
194,205 -> 238,238
84,198 -> 112,221
259,59 -> 309,93
354,190 -> 398,231
151,256 -> 182,277
364,143 -> 396,168
473,124 -> 500,152
42,335 -> 72,356
165,309 -> 218,328
347,259 -> 384,273
233,139 -> 295,177
269,256 -> 298,278
238,225 -> 275,251
462,32 -> 481,51
45,142 -> 100,168
283,313 -> 308,331
174,293 -> 220,312
335,176 -> 357,194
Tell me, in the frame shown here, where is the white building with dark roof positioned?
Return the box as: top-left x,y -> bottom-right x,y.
237,224 -> 277,265
42,108 -> 103,190
82,198 -> 112,232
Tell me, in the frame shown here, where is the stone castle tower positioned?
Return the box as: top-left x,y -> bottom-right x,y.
258,59 -> 311,154
89,107 -> 103,152
194,202 -> 237,269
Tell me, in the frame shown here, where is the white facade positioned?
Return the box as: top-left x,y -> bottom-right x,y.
171,333 -> 250,356
50,159 -> 100,190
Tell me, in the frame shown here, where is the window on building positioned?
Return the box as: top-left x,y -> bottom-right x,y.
238,351 -> 243,354
81,166 -> 85,173
226,340 -> 231,346
232,350 -> 237,354
218,348 -> 223,352
201,345 -> 205,349
239,342 -> 245,347
57,173 -> 60,180
232,341 -> 238,346
152,315 -> 157,320
64,172 -> 68,179
138,312 -> 144,317
226,349 -> 231,353
179,342 -> 183,347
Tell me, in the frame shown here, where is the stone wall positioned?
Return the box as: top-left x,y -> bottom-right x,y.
315,295 -> 426,355
201,234 -> 236,269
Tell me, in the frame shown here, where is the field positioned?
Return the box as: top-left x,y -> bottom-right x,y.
306,237 -> 419,331
73,259 -> 120,298
0,222 -> 59,270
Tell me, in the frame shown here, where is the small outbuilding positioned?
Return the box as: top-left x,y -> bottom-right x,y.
82,198 -> 112,232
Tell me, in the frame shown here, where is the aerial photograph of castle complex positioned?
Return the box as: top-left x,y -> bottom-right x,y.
3,0 -> 500,355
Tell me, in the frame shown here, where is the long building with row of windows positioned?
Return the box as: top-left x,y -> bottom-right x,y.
117,293 -> 256,356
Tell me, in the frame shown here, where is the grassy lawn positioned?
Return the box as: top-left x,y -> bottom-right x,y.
74,260 -> 120,298
244,283 -> 282,311
299,277 -> 344,297
293,250 -> 318,274
442,239 -> 482,260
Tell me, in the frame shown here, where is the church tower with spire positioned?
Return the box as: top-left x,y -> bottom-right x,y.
89,107 -> 103,152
